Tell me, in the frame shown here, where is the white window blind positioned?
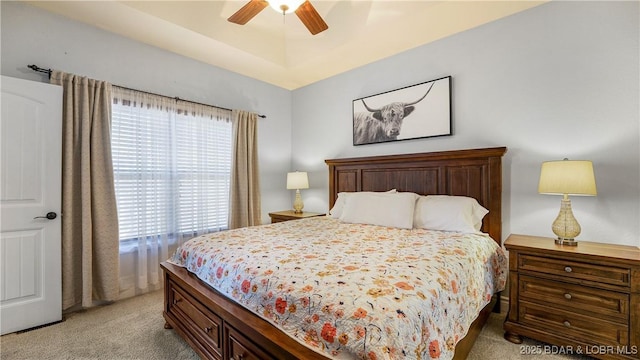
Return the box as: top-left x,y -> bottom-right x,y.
174,111 -> 232,236
111,89 -> 232,246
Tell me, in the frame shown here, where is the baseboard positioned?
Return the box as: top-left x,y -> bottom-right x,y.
500,294 -> 509,314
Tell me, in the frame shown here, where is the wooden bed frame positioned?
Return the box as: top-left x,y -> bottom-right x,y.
161,146 -> 507,360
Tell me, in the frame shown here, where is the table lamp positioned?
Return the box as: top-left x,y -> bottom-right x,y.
538,159 -> 597,246
287,171 -> 309,213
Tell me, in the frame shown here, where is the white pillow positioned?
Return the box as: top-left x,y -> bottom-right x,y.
413,195 -> 488,233
329,189 -> 396,219
339,191 -> 417,229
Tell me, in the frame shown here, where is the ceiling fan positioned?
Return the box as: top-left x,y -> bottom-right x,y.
228,0 -> 329,35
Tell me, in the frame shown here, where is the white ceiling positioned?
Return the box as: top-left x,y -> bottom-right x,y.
27,0 -> 546,90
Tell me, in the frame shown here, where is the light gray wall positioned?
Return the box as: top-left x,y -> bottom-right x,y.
292,1 -> 640,246
1,1 -> 293,225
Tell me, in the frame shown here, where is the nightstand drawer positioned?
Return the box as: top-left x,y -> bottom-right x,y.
269,215 -> 289,223
519,254 -> 631,287
519,300 -> 629,347
519,275 -> 629,322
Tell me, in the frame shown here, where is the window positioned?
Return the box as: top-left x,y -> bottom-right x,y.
111,90 -> 232,246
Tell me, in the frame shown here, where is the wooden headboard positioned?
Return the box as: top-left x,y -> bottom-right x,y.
325,147 -> 507,245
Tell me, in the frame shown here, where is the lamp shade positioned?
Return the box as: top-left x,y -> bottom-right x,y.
286,171 -> 309,190
269,0 -> 305,14
538,159 -> 597,196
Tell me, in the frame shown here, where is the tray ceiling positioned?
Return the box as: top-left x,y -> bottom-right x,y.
27,1 -> 545,90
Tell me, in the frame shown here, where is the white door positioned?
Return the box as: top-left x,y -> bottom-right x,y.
0,75 -> 63,335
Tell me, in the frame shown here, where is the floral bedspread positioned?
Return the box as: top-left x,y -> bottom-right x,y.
168,216 -> 507,360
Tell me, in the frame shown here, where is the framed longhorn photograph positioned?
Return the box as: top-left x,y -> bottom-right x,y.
352,76 -> 452,145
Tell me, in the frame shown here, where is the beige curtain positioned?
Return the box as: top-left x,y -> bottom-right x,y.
51,71 -> 120,310
229,110 -> 261,228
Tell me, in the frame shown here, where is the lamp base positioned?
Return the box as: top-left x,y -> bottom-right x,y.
551,197 -> 581,245
292,189 -> 304,214
554,238 -> 578,246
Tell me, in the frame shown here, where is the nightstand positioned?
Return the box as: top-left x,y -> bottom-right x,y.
503,234 -> 640,359
268,210 -> 325,224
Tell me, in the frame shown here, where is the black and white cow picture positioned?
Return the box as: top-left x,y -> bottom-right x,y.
352,77 -> 451,145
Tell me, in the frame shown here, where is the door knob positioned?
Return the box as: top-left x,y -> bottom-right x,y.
34,212 -> 57,220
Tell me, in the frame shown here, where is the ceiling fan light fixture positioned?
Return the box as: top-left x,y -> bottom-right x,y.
269,0 -> 305,14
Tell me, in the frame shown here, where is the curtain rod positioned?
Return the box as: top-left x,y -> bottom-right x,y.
27,64 -> 266,118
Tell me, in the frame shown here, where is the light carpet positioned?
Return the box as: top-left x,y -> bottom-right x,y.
1,291 -> 592,359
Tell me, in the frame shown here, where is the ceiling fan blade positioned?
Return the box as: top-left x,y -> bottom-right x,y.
227,0 -> 268,25
295,1 -> 328,35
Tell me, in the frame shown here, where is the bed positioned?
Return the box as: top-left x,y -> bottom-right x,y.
161,146 -> 507,360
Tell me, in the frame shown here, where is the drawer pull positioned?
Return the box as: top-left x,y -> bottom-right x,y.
232,355 -> 245,360
173,298 -> 182,305
563,320 -> 571,327
204,326 -> 212,333
564,266 -> 572,273
564,293 -> 572,300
